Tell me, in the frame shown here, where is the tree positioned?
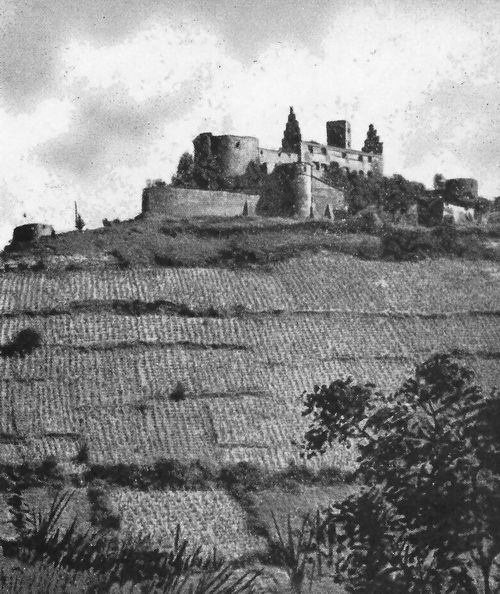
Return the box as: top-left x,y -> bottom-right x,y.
300,354 -> 500,593
323,166 -> 424,218
233,160 -> 266,192
171,152 -> 195,188
75,214 -> 85,232
281,107 -> 302,155
362,124 -> 383,154
74,202 -> 85,232
256,163 -> 299,217
192,150 -> 228,190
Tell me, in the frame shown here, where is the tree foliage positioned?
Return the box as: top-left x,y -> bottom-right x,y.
300,354 -> 500,593
192,146 -> 228,191
281,106 -> 302,155
362,124 -> 383,155
256,164 -> 299,217
324,166 -> 425,219
171,152 -> 195,188
75,213 -> 85,232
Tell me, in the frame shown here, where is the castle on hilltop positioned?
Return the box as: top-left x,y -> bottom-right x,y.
143,108 -> 385,219
194,107 -> 384,181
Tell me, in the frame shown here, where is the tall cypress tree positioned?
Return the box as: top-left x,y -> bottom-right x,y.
362,124 -> 383,154
281,107 -> 302,155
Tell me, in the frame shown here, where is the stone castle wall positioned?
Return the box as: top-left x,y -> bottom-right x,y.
142,186 -> 259,218
301,142 -> 383,176
258,148 -> 298,173
311,175 -> 347,217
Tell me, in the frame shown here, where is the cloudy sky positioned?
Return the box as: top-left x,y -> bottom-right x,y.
1,0 -> 499,244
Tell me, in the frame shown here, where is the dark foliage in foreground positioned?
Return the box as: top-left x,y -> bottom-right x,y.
301,354 -> 500,593
1,489 -> 266,593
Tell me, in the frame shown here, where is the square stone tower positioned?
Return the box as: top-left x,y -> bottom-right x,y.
326,120 -> 351,149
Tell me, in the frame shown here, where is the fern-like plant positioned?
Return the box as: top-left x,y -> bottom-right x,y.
268,512 -> 321,594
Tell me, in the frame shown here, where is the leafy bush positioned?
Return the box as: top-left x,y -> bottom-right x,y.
300,354 -> 500,593
1,328 -> 42,357
170,381 -> 187,402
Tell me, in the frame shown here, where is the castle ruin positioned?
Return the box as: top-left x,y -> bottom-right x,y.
193,107 -> 384,179
192,108 -> 383,218
143,108 -> 385,219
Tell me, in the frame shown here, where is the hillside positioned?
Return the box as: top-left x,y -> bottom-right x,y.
2,215 -> 500,271
0,240 -> 499,590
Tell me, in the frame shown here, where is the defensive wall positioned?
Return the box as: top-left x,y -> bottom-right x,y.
311,174 -> 347,218
142,186 -> 259,218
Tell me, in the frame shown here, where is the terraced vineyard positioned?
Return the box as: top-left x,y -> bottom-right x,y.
0,251 -> 499,584
113,488 -> 267,559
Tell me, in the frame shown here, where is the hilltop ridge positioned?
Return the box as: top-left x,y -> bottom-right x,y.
2,215 -> 499,272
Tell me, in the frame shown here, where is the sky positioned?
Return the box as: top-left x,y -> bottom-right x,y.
1,0 -> 499,245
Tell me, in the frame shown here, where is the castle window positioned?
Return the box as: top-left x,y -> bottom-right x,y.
235,141 -> 240,148
331,161 -> 339,169
358,155 -> 364,162
321,163 -> 327,171
368,156 -> 373,163
342,152 -> 347,159
260,150 -> 263,155
321,147 -> 327,155
308,145 -> 314,153
359,170 -> 364,176
314,162 -> 320,170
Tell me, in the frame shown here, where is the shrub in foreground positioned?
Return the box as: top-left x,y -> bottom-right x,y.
301,354 -> 500,593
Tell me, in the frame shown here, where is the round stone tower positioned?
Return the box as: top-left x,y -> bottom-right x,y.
444,178 -> 478,203
212,135 -> 259,178
292,162 -> 312,217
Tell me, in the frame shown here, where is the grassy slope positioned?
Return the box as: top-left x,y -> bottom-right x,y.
3,214 -> 500,269
2,216 -> 379,268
